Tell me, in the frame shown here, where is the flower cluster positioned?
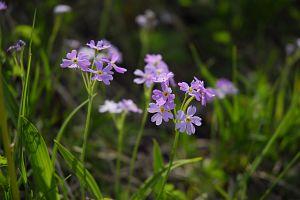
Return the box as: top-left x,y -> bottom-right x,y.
99,99 -> 142,114
0,1 -> 7,11
60,39 -> 126,85
178,77 -> 215,105
135,9 -> 158,29
134,54 -> 174,87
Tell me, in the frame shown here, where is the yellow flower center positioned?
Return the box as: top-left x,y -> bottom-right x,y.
163,91 -> 168,97
186,117 -> 191,122
97,70 -> 103,75
160,107 -> 165,112
73,58 -> 78,63
188,87 -> 193,92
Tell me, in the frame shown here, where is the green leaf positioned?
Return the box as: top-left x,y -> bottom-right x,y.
0,155 -> 7,166
54,140 -> 103,199
152,139 -> 164,195
21,117 -> 59,199
130,157 -> 202,200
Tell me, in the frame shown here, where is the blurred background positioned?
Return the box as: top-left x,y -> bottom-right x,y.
1,0 -> 300,199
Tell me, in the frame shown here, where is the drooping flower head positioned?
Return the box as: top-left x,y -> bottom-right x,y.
60,50 -> 91,71
6,40 -> 26,54
175,106 -> 202,135
0,1 -> 7,11
89,61 -> 113,85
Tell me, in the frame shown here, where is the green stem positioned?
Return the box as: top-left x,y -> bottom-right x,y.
0,71 -> 20,200
115,113 -> 126,198
52,97 -> 93,166
80,94 -> 93,163
47,15 -> 62,55
125,86 -> 152,197
156,130 -> 180,199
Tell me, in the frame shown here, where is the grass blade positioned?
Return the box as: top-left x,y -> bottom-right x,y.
51,95 -> 95,166
21,117 -> 59,199
152,139 -> 164,196
54,140 -> 103,199
130,157 -> 202,200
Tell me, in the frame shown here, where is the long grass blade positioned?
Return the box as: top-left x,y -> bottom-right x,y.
54,140 -> 103,199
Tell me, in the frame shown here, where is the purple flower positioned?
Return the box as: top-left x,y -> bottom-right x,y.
154,72 -> 174,83
89,61 -> 113,85
101,53 -> 127,73
191,77 -> 215,106
175,106 -> 202,135
133,69 -> 156,87
148,101 -> 175,125
178,82 -> 195,95
86,40 -> 111,51
99,100 -> 122,113
6,40 -> 26,54
118,99 -> 142,113
60,50 -> 91,71
152,83 -> 175,105
214,78 -> 238,98
0,1 -> 7,10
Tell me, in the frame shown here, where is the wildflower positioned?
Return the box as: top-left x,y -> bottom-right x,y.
89,61 -> 113,85
178,82 -> 195,95
118,99 -> 142,113
133,69 -> 156,87
99,100 -> 122,113
0,1 -> 7,10
86,40 -> 111,52
175,106 -> 202,135
148,101 -> 175,125
6,40 -> 26,54
191,77 -> 215,106
53,4 -> 71,14
152,83 -> 175,105
101,53 -> 127,73
135,9 -> 158,28
214,78 -> 238,98
154,72 -> 174,83
60,50 -> 91,70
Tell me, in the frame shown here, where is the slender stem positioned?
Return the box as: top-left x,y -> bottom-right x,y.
0,72 -> 20,200
80,94 -> 93,163
156,130 -> 180,199
125,86 -> 152,197
115,113 -> 126,198
47,15 -> 61,55
52,97 -> 93,166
